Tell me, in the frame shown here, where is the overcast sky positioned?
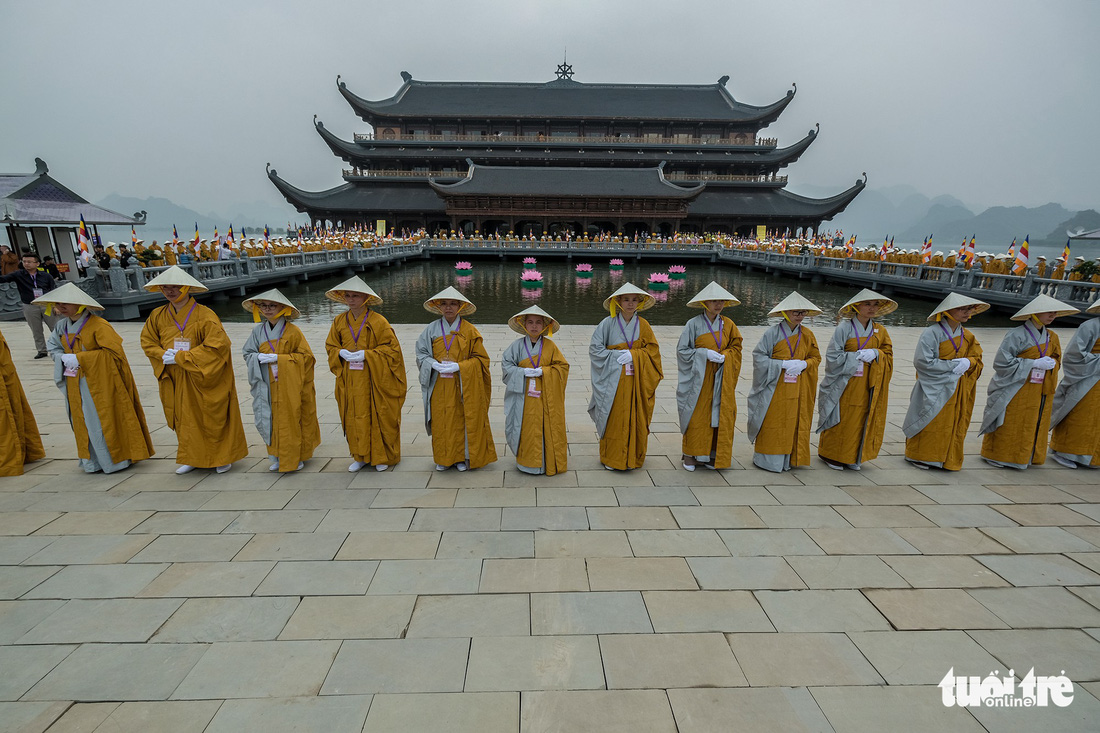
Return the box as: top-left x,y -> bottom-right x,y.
3,0 -> 1097,219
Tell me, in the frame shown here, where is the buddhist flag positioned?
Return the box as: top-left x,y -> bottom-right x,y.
227,224 -> 235,246
131,226 -> 138,246
879,236 -> 890,261
263,225 -> 270,243
957,237 -> 968,260
845,234 -> 855,258
1007,237 -> 1016,260
192,222 -> 200,252
77,215 -> 90,253
213,225 -> 219,244
1061,238 -> 1071,262
921,237 -> 931,264
964,235 -> 977,267
1012,235 -> 1030,275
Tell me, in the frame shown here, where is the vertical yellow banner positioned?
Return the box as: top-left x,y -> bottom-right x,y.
376,219 -> 386,236
755,225 -> 767,240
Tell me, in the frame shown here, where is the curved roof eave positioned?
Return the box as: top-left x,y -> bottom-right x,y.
779,173 -> 867,215
314,117 -> 360,162
267,164 -> 355,212
763,124 -> 818,166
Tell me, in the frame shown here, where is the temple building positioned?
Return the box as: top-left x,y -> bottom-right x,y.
269,65 -> 864,238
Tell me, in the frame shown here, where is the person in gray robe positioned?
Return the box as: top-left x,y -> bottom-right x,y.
1050,305 -> 1100,467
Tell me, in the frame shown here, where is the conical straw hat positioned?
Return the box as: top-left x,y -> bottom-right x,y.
508,305 -> 560,336
143,265 -> 208,293
1087,300 -> 1100,315
325,276 -> 382,307
927,292 -> 990,322
1010,293 -> 1079,321
241,288 -> 301,320
424,286 -> 476,316
602,281 -> 656,312
838,288 -> 898,319
768,291 -> 823,317
31,282 -> 104,311
687,281 -> 741,309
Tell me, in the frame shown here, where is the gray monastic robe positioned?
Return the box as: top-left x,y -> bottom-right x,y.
414,316 -> 463,432
676,313 -> 726,434
902,324 -> 967,438
1051,318 -> 1100,428
817,318 -> 875,433
242,318 -> 285,446
979,324 -> 1052,436
746,322 -> 798,442
587,314 -> 635,439
47,314 -> 129,474
502,335 -> 541,466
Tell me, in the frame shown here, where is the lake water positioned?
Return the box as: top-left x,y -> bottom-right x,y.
203,257 -> 1018,328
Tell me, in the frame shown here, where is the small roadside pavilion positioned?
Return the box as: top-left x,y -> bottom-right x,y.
1,157 -> 144,276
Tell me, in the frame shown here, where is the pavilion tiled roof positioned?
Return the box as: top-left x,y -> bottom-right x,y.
0,159 -> 143,226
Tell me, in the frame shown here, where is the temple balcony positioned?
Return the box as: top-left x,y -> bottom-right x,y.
342,169 -> 788,185
343,169 -> 464,180
351,132 -> 778,147
665,172 -> 788,184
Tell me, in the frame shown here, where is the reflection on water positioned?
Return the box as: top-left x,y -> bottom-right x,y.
206,258 -> 990,327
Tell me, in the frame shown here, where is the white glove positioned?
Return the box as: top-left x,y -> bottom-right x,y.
523,367 -> 543,377
616,350 -> 633,365
857,349 -> 878,362
258,352 -> 279,364
433,361 -> 460,374
781,359 -> 807,375
1034,356 -> 1057,370
705,349 -> 725,363
951,358 -> 970,375
162,349 -> 177,365
61,354 -> 79,370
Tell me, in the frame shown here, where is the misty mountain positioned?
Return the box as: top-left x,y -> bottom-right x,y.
96,194 -> 299,237
1041,209 -> 1100,245
801,183 -> 973,242
900,203 -> 1075,251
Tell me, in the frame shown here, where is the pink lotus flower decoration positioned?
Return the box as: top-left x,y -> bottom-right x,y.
455,261 -> 472,270
668,265 -> 686,274
610,258 -> 624,266
575,263 -> 593,272
648,272 -> 671,283
522,257 -> 537,264
520,269 -> 543,281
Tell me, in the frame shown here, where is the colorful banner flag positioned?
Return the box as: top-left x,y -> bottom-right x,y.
1007,237 -> 1016,260
213,226 -> 219,245
844,234 -> 855,258
227,224 -> 235,246
964,236 -> 977,267
921,237 -> 931,264
1061,238 -> 1071,262
131,226 -> 138,246
263,225 -> 270,243
1012,235 -> 1030,275
77,215 -> 90,253
171,225 -> 179,247
878,236 -> 890,261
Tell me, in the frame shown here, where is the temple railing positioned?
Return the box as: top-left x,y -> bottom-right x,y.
351,132 -> 777,147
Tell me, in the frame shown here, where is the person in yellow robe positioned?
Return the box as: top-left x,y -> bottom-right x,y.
1050,300 -> 1100,468
979,294 -> 1078,469
36,284 -> 153,473
501,305 -> 569,475
746,292 -> 822,472
675,281 -> 743,471
588,282 -> 663,471
324,276 -> 406,472
414,286 -> 496,471
242,288 -> 320,473
816,288 -> 895,471
0,326 -> 45,475
139,266 -> 248,474
902,293 -> 988,470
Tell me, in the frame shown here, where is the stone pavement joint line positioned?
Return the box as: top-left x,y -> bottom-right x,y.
2,322 -> 1099,732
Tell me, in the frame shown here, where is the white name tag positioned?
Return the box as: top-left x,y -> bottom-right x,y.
624,363 -> 634,376
270,363 -> 278,380
1029,368 -> 1045,384
527,378 -> 541,398
173,339 -> 190,352
63,365 -> 78,378
854,362 -> 864,377
784,370 -> 799,383
33,288 -> 44,299
349,360 -> 364,371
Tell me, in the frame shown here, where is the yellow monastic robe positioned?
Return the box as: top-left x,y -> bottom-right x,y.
818,326 -> 893,465
513,338 -> 570,476
140,298 -> 248,467
981,336 -> 1061,467
1050,334 -> 1100,466
0,329 -> 44,475
905,331 -> 983,471
682,318 -> 743,469
325,310 -> 406,466
428,319 -> 497,469
754,327 -> 821,468
255,322 -> 321,471
601,318 -> 663,470
59,315 -> 154,465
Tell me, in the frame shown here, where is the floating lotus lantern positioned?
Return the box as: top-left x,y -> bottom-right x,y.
454,261 -> 473,275
609,258 -> 624,271
520,269 -> 544,288
647,272 -> 671,291
522,256 -> 537,269
668,264 -> 687,280
575,263 -> 593,278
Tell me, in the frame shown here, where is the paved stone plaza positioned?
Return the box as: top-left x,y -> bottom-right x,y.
1,320 -> 1099,732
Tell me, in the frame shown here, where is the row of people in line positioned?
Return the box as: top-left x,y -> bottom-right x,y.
2,266 -> 1098,477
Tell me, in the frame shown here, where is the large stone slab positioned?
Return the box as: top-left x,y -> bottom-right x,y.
172,640 -> 341,699
466,635 -> 605,691
321,638 -> 470,694
601,632 -> 746,688
726,632 -> 883,686
24,643 -> 208,701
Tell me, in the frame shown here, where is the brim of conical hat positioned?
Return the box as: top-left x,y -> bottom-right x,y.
687,281 -> 741,308
31,282 -> 104,311
928,292 -> 990,321
424,286 -> 476,316
602,282 -> 656,312
241,288 -> 301,320
142,265 -> 208,293
508,305 -> 560,335
838,288 -> 898,319
1010,293 -> 1079,320
767,291 -> 823,317
324,276 -> 383,306
1086,300 -> 1100,315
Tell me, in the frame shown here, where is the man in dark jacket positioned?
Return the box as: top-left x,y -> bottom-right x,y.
0,252 -> 60,358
